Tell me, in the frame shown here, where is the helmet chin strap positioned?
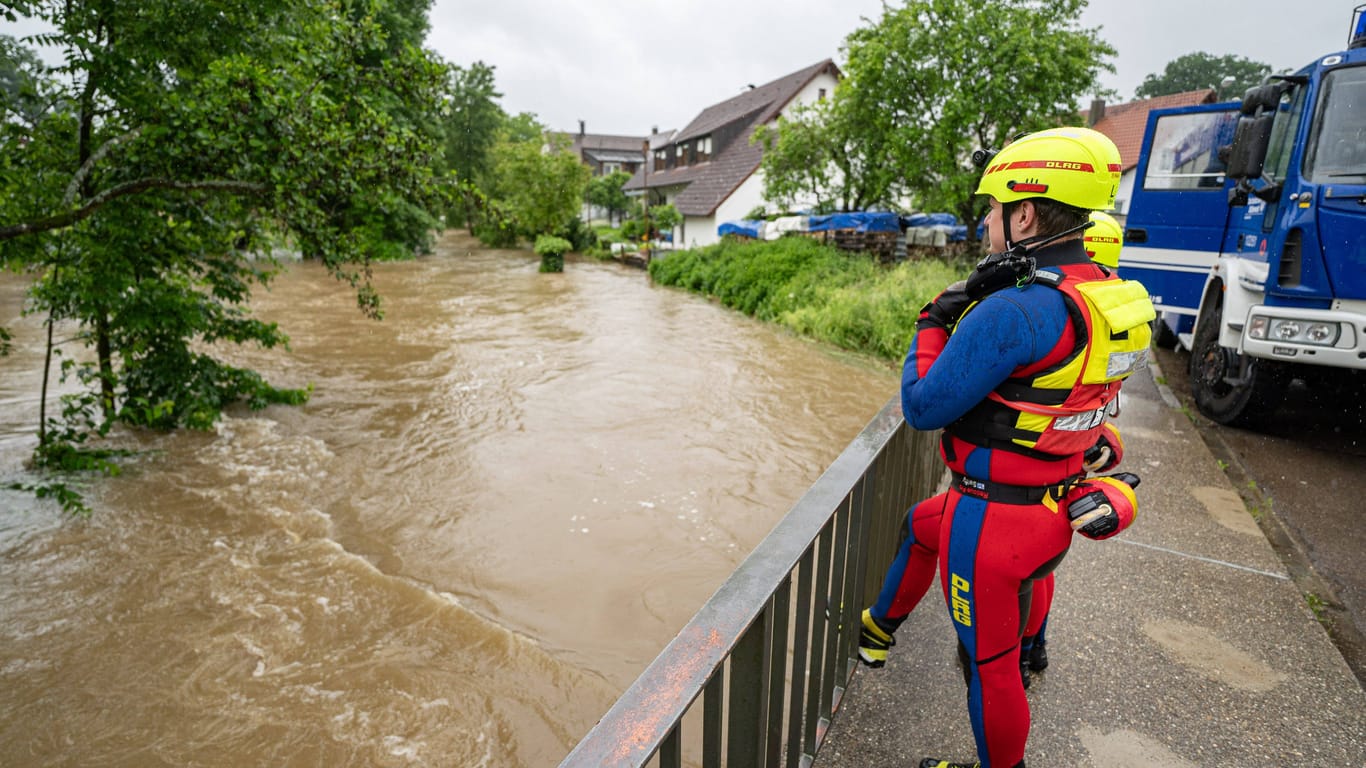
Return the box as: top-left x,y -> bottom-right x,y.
1002,200 -> 1094,256
969,206 -> 1097,300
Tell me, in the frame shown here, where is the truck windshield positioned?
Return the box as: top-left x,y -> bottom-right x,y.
1305,65 -> 1366,181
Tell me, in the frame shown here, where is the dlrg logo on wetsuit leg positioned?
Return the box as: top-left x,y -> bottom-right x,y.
950,574 -> 972,627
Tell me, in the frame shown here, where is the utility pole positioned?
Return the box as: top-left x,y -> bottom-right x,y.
641,138 -> 652,262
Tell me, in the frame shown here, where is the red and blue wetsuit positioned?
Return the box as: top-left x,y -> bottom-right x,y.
868,239 -> 1113,768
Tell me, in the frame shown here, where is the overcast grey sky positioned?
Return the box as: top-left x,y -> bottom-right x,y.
4,2 -> 1356,136
428,0 -> 1355,135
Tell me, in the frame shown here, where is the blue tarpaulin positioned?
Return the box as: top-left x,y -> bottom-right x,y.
807,212 -> 900,233
717,220 -> 763,238
901,212 -> 959,228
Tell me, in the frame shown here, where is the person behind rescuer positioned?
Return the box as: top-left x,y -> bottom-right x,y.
855,126 -> 1156,768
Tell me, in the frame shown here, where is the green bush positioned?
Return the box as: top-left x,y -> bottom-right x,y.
649,238 -> 972,362
557,216 -> 599,252
534,234 -> 571,273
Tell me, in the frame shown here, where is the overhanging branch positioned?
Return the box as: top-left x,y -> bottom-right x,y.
0,178 -> 267,241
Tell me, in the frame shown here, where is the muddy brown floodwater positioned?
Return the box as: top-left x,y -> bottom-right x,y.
0,232 -> 898,767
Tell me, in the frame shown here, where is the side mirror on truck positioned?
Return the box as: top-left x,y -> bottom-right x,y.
1222,77 -> 1302,207
1225,113 -> 1275,180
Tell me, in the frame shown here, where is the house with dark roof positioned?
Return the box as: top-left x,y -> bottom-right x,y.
551,123 -> 651,177
1081,89 -> 1217,219
624,59 -> 841,248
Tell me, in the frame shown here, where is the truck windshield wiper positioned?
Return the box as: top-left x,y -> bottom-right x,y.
1327,170 -> 1366,177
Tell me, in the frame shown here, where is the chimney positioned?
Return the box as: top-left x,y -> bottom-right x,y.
578,120 -> 585,137
1088,99 -> 1106,126
651,125 -> 658,135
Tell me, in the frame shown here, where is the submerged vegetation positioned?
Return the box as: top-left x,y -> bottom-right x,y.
649,236 -> 973,363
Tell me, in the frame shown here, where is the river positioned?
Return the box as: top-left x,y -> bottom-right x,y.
0,232 -> 898,767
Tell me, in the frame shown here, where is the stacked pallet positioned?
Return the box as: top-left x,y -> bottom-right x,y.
832,229 -> 899,262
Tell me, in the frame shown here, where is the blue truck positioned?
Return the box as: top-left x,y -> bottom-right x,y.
1120,5 -> 1366,426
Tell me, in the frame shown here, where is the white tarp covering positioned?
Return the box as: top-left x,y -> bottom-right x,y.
762,215 -> 810,240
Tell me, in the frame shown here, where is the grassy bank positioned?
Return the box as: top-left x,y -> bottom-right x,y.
648,237 -> 974,364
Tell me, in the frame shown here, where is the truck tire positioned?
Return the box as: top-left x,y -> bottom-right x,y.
1152,318 -> 1179,350
1189,303 -> 1289,428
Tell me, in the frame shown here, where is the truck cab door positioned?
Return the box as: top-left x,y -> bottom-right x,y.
1120,103 -> 1241,342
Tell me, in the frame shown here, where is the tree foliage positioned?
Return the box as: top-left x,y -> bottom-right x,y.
0,0 -> 450,487
850,0 -> 1113,228
586,169 -> 632,225
754,96 -> 903,213
1134,52 -> 1273,100
754,103 -> 837,213
486,135 -> 591,240
769,0 -> 1114,232
443,61 -> 503,183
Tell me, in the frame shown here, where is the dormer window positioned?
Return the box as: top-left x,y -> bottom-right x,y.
696,136 -> 712,163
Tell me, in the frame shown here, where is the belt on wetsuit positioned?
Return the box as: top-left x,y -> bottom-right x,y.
951,472 -> 1082,505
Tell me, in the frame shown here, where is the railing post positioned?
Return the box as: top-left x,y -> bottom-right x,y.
728,616 -> 766,767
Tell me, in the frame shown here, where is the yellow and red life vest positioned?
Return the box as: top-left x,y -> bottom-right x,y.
950,264 -> 1155,459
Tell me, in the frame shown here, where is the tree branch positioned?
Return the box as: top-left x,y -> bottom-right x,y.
0,178 -> 267,241
63,126 -> 143,206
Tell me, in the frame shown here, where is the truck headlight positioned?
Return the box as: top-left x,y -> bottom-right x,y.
1248,314 -> 1340,346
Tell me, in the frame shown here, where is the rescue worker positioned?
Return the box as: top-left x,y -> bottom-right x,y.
1083,210 -> 1123,269
856,126 -> 1153,768
1019,208 -> 1128,689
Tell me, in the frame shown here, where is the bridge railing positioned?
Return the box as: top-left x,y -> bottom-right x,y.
559,395 -> 945,768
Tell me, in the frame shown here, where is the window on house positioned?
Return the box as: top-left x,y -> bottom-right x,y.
818,88 -> 827,101
676,144 -> 686,167
696,136 -> 712,162
654,149 -> 667,170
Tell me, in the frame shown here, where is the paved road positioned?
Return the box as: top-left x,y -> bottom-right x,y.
1152,343 -> 1366,684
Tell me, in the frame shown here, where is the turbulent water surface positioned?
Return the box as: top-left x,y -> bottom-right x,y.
0,232 -> 897,767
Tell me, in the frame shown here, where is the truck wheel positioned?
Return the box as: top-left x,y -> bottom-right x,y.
1189,303 -> 1289,427
1152,318 -> 1179,350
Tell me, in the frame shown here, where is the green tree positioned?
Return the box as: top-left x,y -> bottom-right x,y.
754,96 -> 904,213
1134,52 -> 1273,100
487,137 -> 591,240
0,0 -> 449,488
443,61 -> 504,182
499,111 -> 545,144
754,103 -> 836,212
586,169 -> 632,225
648,202 -> 681,236
0,33 -> 52,126
839,0 -> 1114,234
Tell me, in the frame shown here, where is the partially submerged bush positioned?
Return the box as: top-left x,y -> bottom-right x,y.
534,234 -> 572,273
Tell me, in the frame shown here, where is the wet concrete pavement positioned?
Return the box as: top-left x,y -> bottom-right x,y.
1149,344 -> 1366,686
814,356 -> 1366,767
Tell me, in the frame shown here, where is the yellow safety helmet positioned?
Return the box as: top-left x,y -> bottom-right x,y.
1084,211 -> 1123,268
975,127 -> 1122,211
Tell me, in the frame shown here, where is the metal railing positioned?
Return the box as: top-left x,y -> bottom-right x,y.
560,395 -> 945,768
